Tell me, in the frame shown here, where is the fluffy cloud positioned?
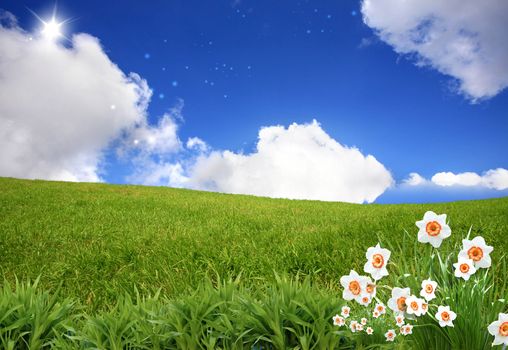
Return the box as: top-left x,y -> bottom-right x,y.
361,0 -> 508,101
179,120 -> 393,203
0,14 -> 151,182
404,168 -> 508,190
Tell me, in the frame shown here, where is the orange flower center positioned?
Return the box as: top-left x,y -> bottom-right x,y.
467,246 -> 484,262
425,284 -> 434,294
426,221 -> 441,236
362,296 -> 369,303
377,305 -> 384,312
500,322 -> 508,336
460,263 -> 470,273
366,283 -> 376,294
372,254 -> 384,268
422,303 -> 428,311
349,281 -> 361,295
441,311 -> 450,321
410,301 -> 418,311
397,297 -> 407,311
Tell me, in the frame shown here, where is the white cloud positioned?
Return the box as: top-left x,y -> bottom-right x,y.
0,15 -> 152,182
361,0 -> 508,101
404,168 -> 508,190
186,137 -> 209,153
178,120 -> 393,203
403,172 -> 427,186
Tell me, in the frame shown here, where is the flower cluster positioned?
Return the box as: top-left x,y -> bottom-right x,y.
332,211 -> 505,347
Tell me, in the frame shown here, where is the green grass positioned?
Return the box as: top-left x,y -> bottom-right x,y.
1,177 -> 507,311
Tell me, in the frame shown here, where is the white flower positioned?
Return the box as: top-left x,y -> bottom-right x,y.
373,310 -> 380,318
350,320 -> 358,332
356,323 -> 364,331
421,302 -> 429,315
340,270 -> 371,303
385,329 -> 396,342
435,306 -> 457,327
340,270 -> 363,301
458,236 -> 493,269
388,287 -> 411,315
415,211 -> 451,248
356,292 -> 372,307
361,317 -> 368,326
332,314 -> 345,326
420,279 -> 438,301
374,302 -> 386,316
488,313 -> 508,346
366,326 -> 374,335
405,295 -> 424,317
453,256 -> 477,280
395,315 -> 405,327
402,324 -> 413,335
364,243 -> 391,281
341,306 -> 350,318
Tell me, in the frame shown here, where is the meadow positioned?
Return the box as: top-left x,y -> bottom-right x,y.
0,177 -> 507,349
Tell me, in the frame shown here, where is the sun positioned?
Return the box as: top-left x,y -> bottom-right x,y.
41,18 -> 63,40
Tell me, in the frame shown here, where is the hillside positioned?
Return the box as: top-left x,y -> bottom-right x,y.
1,177 -> 507,309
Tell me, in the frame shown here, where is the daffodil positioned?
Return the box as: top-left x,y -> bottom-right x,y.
453,256 -> 477,280
395,314 -> 405,327
361,317 -> 368,325
332,314 -> 345,326
366,326 -> 374,335
420,279 -> 438,301
356,292 -> 372,306
415,211 -> 451,248
459,236 -> 493,269
385,329 -> 396,342
388,287 -> 411,315
341,306 -> 350,318
356,323 -> 364,331
340,270 -> 370,302
488,313 -> 508,346
350,320 -> 358,332
373,310 -> 380,318
374,302 -> 386,316
435,306 -> 457,327
364,243 -> 391,281
405,295 -> 425,317
402,324 -> 413,335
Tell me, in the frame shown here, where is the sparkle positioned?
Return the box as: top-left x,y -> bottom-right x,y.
172,81 -> 179,87
110,104 -> 116,110
306,29 -> 311,34
351,10 -> 357,16
327,14 -> 332,19
159,93 -> 165,99
41,18 -> 63,40
144,53 -> 151,59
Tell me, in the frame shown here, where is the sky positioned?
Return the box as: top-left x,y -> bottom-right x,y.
0,0 -> 507,203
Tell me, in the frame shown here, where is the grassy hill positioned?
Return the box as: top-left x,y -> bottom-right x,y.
1,177 -> 507,310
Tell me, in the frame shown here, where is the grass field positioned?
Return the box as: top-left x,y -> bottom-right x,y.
1,177 -> 507,311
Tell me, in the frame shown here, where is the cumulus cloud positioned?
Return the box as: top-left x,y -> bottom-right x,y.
361,0 -> 508,101
404,168 -> 508,190
176,120 -> 393,203
0,15 -> 152,182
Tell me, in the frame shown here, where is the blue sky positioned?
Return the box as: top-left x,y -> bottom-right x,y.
1,0 -> 507,203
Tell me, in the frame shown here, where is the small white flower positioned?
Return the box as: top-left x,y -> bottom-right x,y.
385,329 -> 396,342
341,306 -> 350,318
435,306 -> 457,327
350,320 -> 358,332
458,236 -> 493,269
402,324 -> 413,335
488,313 -> 508,346
453,256 -> 477,280
356,293 -> 372,307
400,326 -> 407,335
420,279 -> 438,301
415,211 -> 451,248
332,314 -> 345,326
356,323 -> 364,331
373,310 -> 380,318
366,326 -> 374,335
405,295 -> 424,317
364,243 -> 391,281
421,302 -> 429,315
388,287 -> 411,315
374,302 -> 386,316
395,315 -> 405,327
